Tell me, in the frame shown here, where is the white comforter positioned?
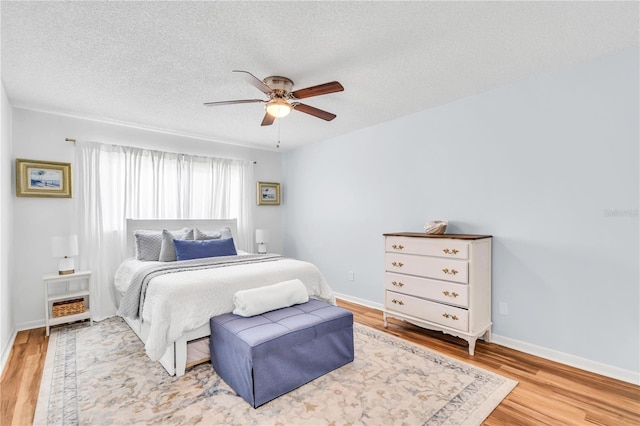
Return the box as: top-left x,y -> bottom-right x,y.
115,255 -> 335,360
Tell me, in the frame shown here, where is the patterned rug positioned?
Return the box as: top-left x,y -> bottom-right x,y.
34,317 -> 516,425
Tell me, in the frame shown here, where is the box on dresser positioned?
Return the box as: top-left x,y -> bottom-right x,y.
383,232 -> 492,355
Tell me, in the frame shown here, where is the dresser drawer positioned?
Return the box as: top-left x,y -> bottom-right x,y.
386,236 -> 469,260
385,253 -> 469,284
385,291 -> 469,332
384,272 -> 469,308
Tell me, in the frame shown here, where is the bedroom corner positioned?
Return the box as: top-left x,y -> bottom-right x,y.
0,82 -> 15,374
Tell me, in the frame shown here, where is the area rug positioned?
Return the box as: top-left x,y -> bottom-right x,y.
34,317 -> 516,425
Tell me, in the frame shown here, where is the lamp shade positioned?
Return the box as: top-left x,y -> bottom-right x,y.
51,235 -> 78,258
52,235 -> 78,275
255,229 -> 268,244
255,229 -> 268,254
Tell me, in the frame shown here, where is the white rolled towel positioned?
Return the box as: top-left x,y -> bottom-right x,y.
232,279 -> 309,317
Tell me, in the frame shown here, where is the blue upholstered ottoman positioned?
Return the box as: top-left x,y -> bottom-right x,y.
209,299 -> 354,408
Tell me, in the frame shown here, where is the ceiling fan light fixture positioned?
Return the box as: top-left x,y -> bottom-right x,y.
265,99 -> 292,118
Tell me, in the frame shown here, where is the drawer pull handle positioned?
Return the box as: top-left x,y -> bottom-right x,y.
391,281 -> 404,287
442,291 -> 459,298
391,244 -> 405,250
442,313 -> 459,321
391,299 -> 404,305
442,268 -> 458,275
443,248 -> 459,255
392,261 -> 404,268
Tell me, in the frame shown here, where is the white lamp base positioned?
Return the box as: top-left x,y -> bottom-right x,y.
257,243 -> 267,254
58,257 -> 75,275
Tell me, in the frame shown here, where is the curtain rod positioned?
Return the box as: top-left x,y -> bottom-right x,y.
66,137 -> 257,164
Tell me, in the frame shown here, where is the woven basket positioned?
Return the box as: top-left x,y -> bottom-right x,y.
52,298 -> 85,317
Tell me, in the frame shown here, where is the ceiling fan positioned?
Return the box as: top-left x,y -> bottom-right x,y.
204,70 -> 344,126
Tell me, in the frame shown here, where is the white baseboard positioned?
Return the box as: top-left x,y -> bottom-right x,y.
491,333 -> 639,386
335,294 -> 639,386
0,327 -> 17,377
16,319 -> 45,332
334,292 -> 383,311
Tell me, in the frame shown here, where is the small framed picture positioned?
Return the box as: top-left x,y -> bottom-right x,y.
16,158 -> 72,198
257,181 -> 281,205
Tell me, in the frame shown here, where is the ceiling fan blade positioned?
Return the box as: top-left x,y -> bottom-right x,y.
292,103 -> 337,121
233,70 -> 274,95
203,99 -> 264,106
261,112 -> 275,126
291,81 -> 344,100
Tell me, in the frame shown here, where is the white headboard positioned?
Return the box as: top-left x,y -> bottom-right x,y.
125,218 -> 239,258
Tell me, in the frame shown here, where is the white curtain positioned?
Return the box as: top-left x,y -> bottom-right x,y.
74,141 -> 254,320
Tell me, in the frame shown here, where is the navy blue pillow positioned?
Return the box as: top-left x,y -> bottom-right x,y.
174,237 -> 237,261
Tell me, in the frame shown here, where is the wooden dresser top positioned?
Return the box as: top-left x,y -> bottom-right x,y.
383,232 -> 492,240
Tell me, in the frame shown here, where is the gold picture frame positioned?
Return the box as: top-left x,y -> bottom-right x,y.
257,181 -> 280,205
16,158 -> 72,198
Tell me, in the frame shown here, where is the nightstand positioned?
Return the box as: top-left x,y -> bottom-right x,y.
43,270 -> 93,336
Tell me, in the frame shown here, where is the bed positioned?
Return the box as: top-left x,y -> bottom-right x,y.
115,218 -> 336,377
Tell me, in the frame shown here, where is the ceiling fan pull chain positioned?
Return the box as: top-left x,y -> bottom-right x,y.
276,119 -> 281,149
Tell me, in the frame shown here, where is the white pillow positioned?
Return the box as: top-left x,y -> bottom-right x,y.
158,228 -> 194,262
232,279 -> 309,317
134,231 -> 163,261
194,227 -> 232,240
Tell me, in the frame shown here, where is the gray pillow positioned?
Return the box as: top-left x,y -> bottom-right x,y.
134,231 -> 163,261
194,227 -> 232,240
159,228 -> 194,262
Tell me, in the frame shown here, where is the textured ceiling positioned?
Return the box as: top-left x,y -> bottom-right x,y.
2,1 -> 638,151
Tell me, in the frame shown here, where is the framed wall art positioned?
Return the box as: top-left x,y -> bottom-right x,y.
16,158 -> 72,198
257,181 -> 280,205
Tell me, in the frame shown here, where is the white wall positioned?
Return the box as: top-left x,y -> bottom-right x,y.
11,109 -> 283,330
1,84 -> 15,372
283,48 -> 639,380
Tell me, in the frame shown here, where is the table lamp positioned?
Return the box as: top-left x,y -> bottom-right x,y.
51,235 -> 78,275
255,229 -> 268,254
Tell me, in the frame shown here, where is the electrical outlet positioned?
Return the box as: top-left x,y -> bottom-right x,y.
348,271 -> 355,282
499,302 -> 508,315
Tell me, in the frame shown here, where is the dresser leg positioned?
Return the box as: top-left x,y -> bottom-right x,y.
383,313 -> 388,328
468,337 -> 477,356
483,328 -> 492,343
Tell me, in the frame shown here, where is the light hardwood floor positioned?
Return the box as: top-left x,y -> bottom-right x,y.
1,300 -> 639,425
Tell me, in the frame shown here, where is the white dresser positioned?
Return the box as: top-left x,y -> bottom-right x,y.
383,232 -> 492,355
